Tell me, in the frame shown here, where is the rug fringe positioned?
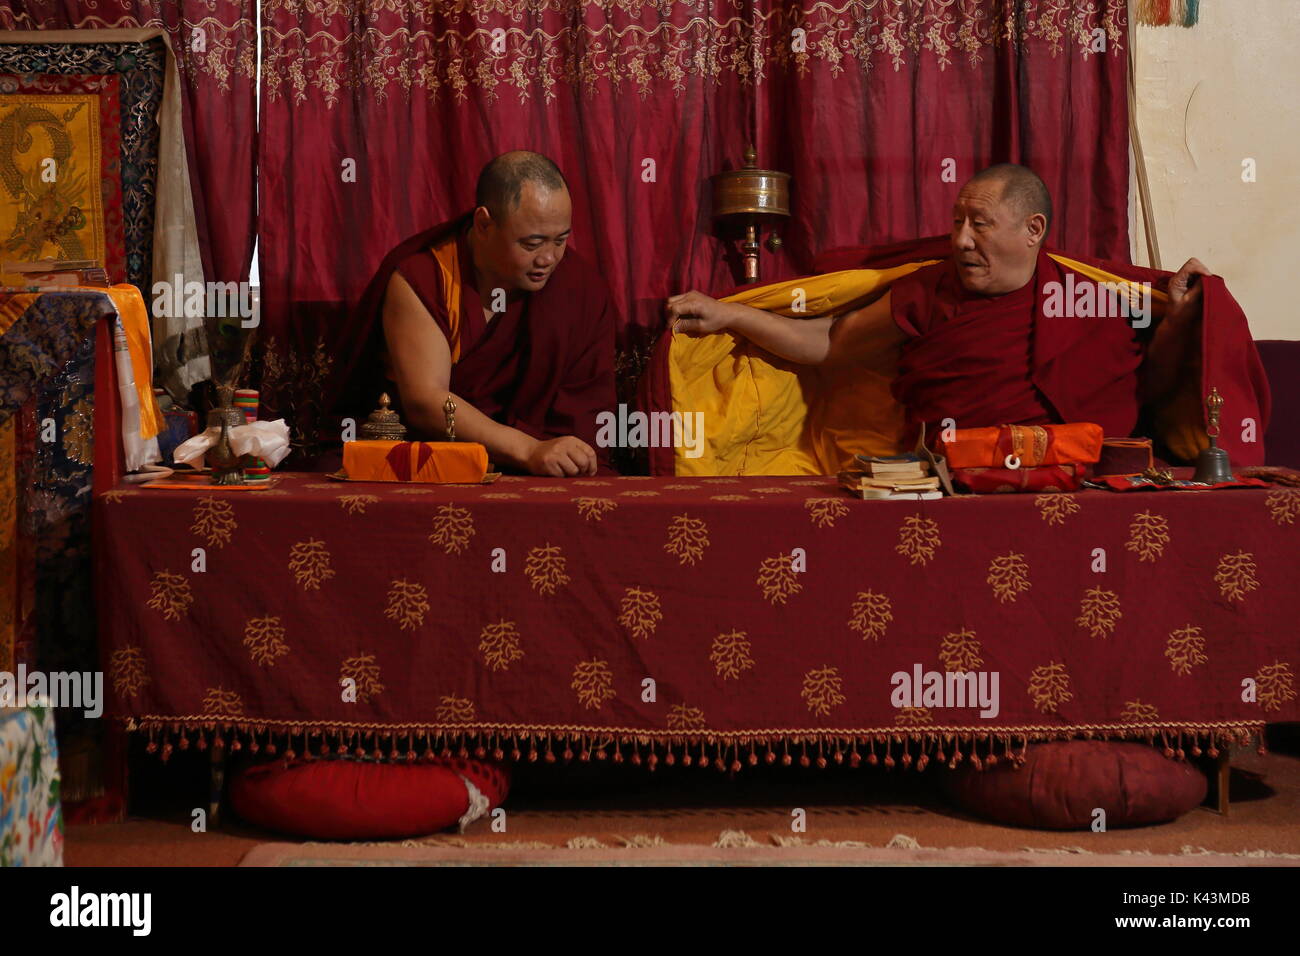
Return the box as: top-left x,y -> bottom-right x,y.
125,718 -> 1266,773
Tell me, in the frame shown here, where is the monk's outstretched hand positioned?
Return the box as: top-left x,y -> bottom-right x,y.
1167,257 -> 1210,319
666,291 -> 733,334
528,435 -> 598,478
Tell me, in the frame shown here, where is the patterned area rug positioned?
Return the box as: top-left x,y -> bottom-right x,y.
240,831 -> 1300,867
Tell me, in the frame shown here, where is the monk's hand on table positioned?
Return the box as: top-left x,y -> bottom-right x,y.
527,436 -> 598,478
666,291 -> 732,334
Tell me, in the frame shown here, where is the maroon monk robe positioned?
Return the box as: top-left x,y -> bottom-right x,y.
342,213 -> 617,471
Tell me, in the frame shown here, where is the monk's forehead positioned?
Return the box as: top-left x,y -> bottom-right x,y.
954,179 -> 1008,213
503,181 -> 571,237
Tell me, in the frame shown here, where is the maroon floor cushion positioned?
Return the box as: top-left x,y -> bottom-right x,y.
940,741 -> 1207,830
230,757 -> 510,840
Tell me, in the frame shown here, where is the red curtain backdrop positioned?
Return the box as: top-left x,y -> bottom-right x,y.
0,1 -> 259,285
255,1 -> 1129,457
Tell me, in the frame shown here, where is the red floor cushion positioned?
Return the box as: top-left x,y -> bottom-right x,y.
940,741 -> 1207,830
230,757 -> 510,840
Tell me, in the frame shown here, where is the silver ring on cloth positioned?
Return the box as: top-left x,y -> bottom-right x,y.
1004,454 -> 1022,470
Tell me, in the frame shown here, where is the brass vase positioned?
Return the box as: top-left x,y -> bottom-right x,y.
206,385 -> 246,485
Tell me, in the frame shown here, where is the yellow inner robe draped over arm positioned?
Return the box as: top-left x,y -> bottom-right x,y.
667,256 -> 1172,477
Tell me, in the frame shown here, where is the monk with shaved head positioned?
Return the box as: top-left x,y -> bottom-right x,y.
351,150 -> 616,476
666,162 -> 1213,445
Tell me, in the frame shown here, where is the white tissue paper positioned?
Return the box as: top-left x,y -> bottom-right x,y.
172,419 -> 292,469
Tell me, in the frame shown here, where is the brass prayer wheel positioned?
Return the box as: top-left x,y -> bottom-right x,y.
360,393 -> 408,441
711,145 -> 791,282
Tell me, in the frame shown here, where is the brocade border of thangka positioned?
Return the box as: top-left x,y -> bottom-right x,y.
126,715 -> 1264,771
255,0 -> 1126,109
0,40 -> 164,300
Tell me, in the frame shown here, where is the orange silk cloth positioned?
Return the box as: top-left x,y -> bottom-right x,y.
342,440 -> 488,483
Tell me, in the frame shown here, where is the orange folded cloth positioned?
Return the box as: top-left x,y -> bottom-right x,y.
343,440 -> 488,483
939,423 -> 1103,470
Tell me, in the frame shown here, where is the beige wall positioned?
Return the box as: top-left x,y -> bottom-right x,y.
1131,2 -> 1300,340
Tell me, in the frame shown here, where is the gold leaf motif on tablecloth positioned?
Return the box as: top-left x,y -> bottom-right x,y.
938,628 -> 983,672
757,553 -> 801,605
302,483 -> 338,489
618,489 -> 660,497
340,653 -> 385,702
801,666 -> 846,717
752,487 -> 791,494
525,543 -> 570,595
572,479 -> 611,486
1213,551 -> 1258,602
109,646 -> 150,698
576,496 -> 618,521
617,587 -> 662,640
1256,662 -> 1297,713
429,503 -> 475,554
479,621 -> 524,672
987,552 -> 1030,603
100,490 -> 126,504
338,493 -> 379,515
664,514 -> 709,565
805,497 -> 849,528
1125,510 -> 1169,562
202,687 -> 243,716
496,476 -> 526,482
527,486 -> 570,493
1120,699 -> 1159,723
848,590 -> 892,642
1034,493 -> 1080,526
437,694 -> 476,723
384,579 -> 430,630
895,514 -> 940,566
243,615 -> 289,666
288,538 -> 335,590
571,660 -> 616,710
663,483 -> 701,490
1027,662 -> 1073,713
1076,587 -> 1122,639
61,397 -> 93,465
667,703 -> 706,731
895,706 -> 934,727
393,487 -> 437,494
145,571 -> 192,621
191,496 -> 237,548
791,479 -> 833,486
1165,625 -> 1208,676
710,494 -> 750,501
482,492 -> 522,499
710,630 -> 754,680
1265,489 -> 1300,525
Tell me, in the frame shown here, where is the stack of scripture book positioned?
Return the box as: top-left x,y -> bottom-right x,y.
839,453 -> 943,500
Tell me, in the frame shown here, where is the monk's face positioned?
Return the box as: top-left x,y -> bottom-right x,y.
475,182 -> 573,293
950,181 -> 1041,295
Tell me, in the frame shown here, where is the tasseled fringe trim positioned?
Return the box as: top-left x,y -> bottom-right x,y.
123,720 -> 1264,771
1135,0 -> 1200,27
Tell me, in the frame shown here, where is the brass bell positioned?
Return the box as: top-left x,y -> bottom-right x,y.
1191,387 -> 1233,484
359,393 -> 407,441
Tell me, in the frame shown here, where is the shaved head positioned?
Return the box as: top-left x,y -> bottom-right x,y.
964,163 -> 1053,240
475,150 -> 569,223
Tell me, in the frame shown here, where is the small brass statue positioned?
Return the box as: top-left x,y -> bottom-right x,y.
206,384 -> 246,485
1191,386 -> 1233,484
360,393 -> 407,441
444,396 -> 457,441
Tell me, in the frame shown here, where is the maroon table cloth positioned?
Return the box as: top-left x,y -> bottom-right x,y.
96,474 -> 1299,769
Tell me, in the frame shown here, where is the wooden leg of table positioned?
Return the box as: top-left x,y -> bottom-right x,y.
1211,747 -> 1231,816
209,746 -> 226,829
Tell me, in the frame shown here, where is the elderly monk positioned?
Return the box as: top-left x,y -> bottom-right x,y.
665,164 -> 1217,448
351,151 -> 615,476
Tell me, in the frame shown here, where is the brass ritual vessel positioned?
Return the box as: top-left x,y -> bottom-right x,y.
359,393 -> 408,441
710,145 -> 791,283
206,384 -> 246,485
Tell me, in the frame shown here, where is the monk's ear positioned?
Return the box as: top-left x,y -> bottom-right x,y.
472,205 -> 494,233
1025,212 -> 1047,248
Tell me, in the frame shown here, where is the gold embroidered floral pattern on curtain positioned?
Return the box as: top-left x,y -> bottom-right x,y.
259,0 -> 1126,109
